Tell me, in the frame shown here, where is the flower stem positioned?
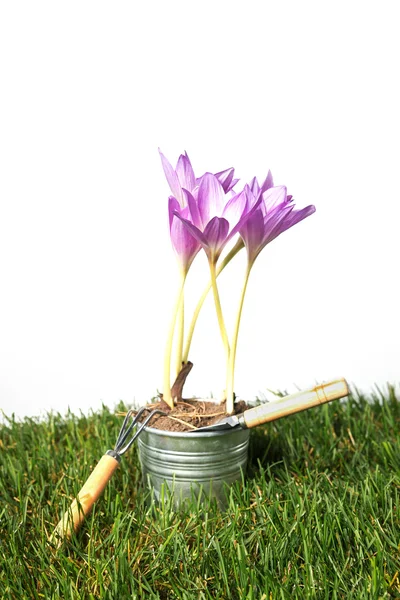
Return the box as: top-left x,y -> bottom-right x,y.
209,260 -> 230,361
182,240 -> 243,362
175,292 -> 184,377
163,273 -> 186,408
226,262 -> 253,414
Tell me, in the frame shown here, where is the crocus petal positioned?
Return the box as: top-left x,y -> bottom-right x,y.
231,185 -> 263,231
168,196 -> 181,229
176,152 -> 196,192
259,170 -> 274,194
183,188 -> 203,228
262,204 -> 316,249
239,207 -> 266,259
262,204 -> 295,242
175,212 -> 230,262
230,177 -> 240,189
249,177 -> 260,196
197,173 -> 225,223
170,215 -> 201,272
244,184 -> 261,210
173,212 -> 209,247
240,204 -> 293,262
203,217 -> 230,249
159,150 -> 184,206
221,189 -> 248,230
271,205 -> 316,240
261,186 -> 288,215
214,168 -> 235,193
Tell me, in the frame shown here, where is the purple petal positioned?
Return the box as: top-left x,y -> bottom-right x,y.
197,173 -> 225,223
214,187 -> 262,255
227,185 -> 263,237
183,189 -> 202,228
203,217 -> 230,249
263,204 -> 316,249
170,215 -> 201,271
249,177 -> 260,196
159,149 -> 183,206
275,205 -> 316,234
230,177 -> 240,190
260,170 -> 274,194
175,212 -> 231,262
173,212 -> 208,247
261,186 -> 288,214
214,168 -> 235,193
202,217 -> 230,260
239,207 -> 266,258
263,204 -> 295,241
245,184 -> 261,210
221,189 -> 248,230
168,196 -> 181,229
240,205 -> 292,262
176,152 -> 196,192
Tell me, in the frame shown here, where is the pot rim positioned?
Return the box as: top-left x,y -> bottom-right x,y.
140,424 -> 246,439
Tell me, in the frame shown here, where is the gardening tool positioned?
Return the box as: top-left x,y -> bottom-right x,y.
51,407 -> 166,542
51,379 -> 348,541
190,378 -> 349,432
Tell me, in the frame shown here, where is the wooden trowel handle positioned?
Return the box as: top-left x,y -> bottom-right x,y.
51,452 -> 120,542
243,378 -> 349,429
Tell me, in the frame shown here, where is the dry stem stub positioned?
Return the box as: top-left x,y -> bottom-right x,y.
170,361 -> 193,403
138,361 -> 245,432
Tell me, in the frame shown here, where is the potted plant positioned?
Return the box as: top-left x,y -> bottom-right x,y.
52,150 -> 349,541
136,150 -> 318,506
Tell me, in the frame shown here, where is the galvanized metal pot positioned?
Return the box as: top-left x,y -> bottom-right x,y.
137,425 -> 250,508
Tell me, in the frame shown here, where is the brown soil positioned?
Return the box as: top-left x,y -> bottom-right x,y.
136,398 -> 249,432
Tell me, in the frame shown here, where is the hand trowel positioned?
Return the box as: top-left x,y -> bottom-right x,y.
190,378 -> 349,432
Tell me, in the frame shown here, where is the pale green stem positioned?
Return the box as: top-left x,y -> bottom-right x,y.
209,260 -> 230,360
175,292 -> 184,377
182,241 -> 244,363
163,273 -> 186,408
226,262 -> 253,414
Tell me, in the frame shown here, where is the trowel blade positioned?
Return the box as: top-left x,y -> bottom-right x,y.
189,414 -> 243,432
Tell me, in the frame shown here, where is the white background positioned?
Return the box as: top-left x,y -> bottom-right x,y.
1,1 -> 399,419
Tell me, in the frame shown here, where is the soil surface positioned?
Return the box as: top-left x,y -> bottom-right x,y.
136,398 -> 249,432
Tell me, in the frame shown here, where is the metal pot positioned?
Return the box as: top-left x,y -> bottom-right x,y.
137,425 -> 250,508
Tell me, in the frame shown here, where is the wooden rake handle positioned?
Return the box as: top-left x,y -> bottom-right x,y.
51,452 -> 120,543
243,378 -> 349,428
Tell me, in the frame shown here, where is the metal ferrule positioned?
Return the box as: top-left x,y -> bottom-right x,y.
236,414 -> 247,429
106,449 -> 122,463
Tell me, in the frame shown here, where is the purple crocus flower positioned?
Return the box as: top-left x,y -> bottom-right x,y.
160,150 -> 242,270
159,149 -> 239,206
239,184 -> 316,264
173,173 -> 259,264
160,150 -> 201,273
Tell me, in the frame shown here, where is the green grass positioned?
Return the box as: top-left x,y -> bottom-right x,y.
1,386 -> 399,599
